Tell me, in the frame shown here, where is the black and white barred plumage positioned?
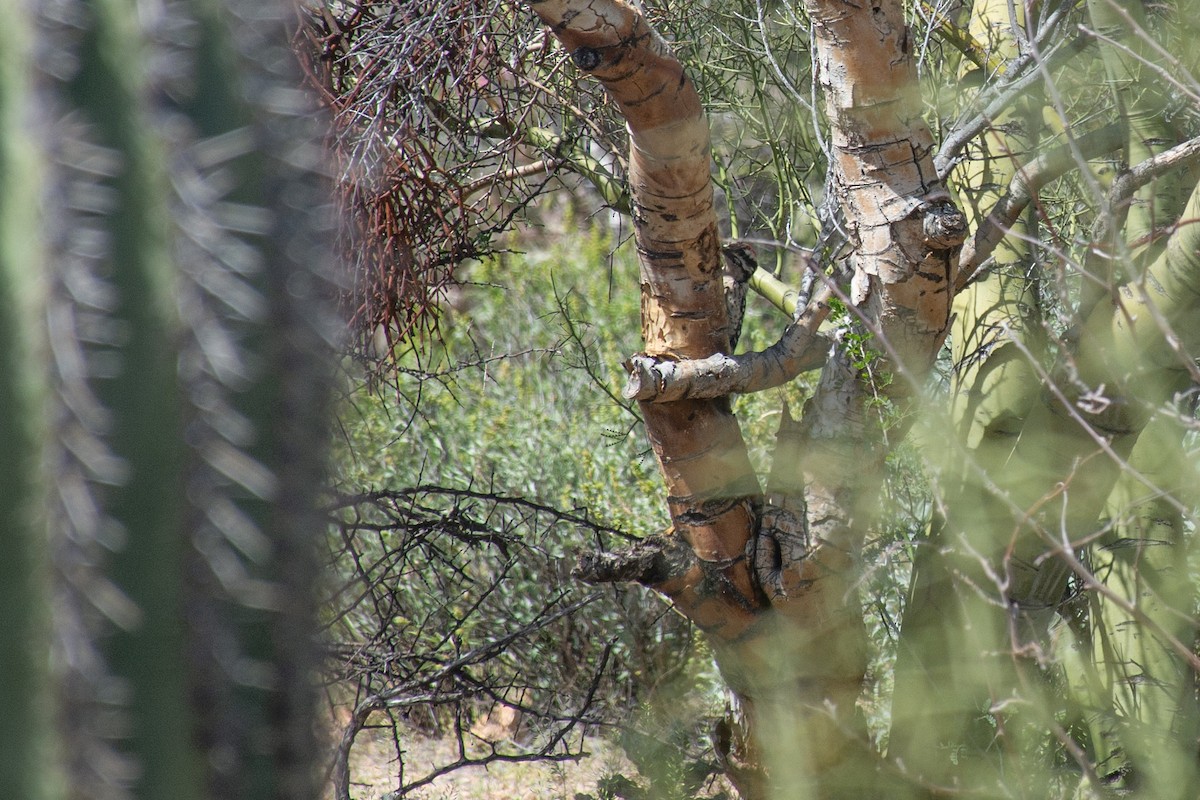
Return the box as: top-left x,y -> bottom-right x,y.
720,240 -> 757,352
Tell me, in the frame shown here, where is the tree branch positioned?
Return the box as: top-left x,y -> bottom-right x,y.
935,32 -> 1093,179
956,123 -> 1125,289
462,157 -> 561,199
750,262 -> 811,317
526,0 -> 766,640
1111,134 -> 1200,208
573,534 -> 695,586
623,285 -> 833,402
917,0 -> 1003,75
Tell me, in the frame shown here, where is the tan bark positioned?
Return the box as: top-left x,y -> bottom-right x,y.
526,0 -> 764,638
759,4 -> 969,788
805,0 -> 963,373
530,1 -> 975,796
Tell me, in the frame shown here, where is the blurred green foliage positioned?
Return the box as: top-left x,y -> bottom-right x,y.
337,218 -> 658,531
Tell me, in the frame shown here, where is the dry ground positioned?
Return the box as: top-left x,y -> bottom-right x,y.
325,720 -> 630,800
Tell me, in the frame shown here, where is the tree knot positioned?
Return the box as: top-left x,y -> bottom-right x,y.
921,201 -> 968,249
571,46 -> 603,71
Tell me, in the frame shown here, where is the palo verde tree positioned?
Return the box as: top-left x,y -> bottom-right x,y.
300,1 -> 1200,798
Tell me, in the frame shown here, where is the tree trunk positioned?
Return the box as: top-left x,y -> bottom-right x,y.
529,2 -> 965,796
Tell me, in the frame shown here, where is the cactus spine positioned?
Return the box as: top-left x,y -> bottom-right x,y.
1,2 -> 332,798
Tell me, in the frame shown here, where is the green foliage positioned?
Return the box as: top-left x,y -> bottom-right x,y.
666,3 -> 825,248
338,214 -> 658,531
327,212 -> 700,758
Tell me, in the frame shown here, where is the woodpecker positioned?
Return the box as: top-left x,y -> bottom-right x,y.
720,240 -> 757,353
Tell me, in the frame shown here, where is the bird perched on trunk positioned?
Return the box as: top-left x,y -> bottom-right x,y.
720,240 -> 758,353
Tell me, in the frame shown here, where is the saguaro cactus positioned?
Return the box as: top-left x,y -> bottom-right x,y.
0,2 -> 333,799
0,6 -> 55,798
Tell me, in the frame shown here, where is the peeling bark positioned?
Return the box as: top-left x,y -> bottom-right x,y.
527,0 -> 764,640
805,0 -> 959,373
529,2 -> 966,796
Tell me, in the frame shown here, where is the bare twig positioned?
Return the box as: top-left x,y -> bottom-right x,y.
956,123 -> 1125,288
330,595 -> 601,800
1110,135 -> 1200,209
935,28 -> 1092,178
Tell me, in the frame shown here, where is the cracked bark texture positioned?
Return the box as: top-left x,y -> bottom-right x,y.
527,0 -> 764,643
805,0 -> 960,373
528,2 -> 965,797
